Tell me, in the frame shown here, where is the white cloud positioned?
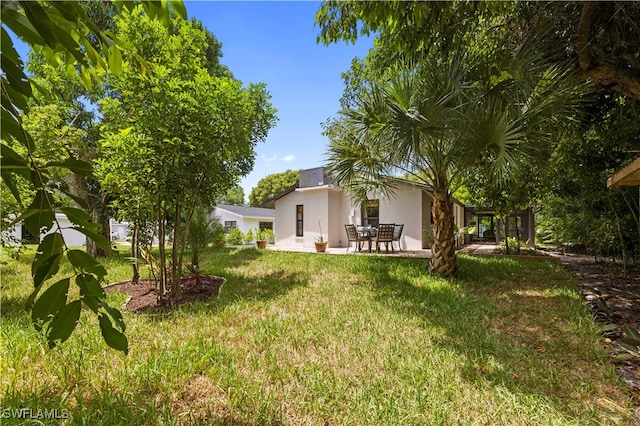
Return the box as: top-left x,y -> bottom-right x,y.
261,154 -> 278,162
282,155 -> 296,162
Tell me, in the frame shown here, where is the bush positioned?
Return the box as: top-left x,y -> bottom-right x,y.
261,229 -> 275,244
244,228 -> 255,244
226,228 -> 244,245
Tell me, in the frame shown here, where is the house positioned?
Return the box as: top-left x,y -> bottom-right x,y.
2,213 -> 129,246
262,167 -> 466,251
464,205 -> 536,247
213,204 -> 275,234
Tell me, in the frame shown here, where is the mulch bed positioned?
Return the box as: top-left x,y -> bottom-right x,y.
558,254 -> 640,411
105,275 -> 225,313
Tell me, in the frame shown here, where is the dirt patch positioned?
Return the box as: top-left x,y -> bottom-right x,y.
557,254 -> 640,410
105,275 -> 225,313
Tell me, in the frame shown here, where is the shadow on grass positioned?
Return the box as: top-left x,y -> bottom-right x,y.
353,253 -> 602,420
1,385 -> 262,426
137,249 -> 310,320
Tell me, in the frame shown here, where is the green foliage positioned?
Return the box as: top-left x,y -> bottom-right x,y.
226,228 -> 244,246
248,170 -> 298,207
1,1 -> 188,354
243,228 -> 255,244
260,228 -> 275,244
217,183 -> 246,206
186,210 -> 221,272
616,324 -> 640,361
538,92 -> 640,261
98,7 -> 277,296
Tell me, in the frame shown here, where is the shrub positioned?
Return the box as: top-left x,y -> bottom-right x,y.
244,228 -> 255,244
226,228 -> 244,245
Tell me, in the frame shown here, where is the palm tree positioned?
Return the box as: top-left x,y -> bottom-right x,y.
325,46 -> 579,277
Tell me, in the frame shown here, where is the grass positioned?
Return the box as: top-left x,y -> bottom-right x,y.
0,247 -> 634,425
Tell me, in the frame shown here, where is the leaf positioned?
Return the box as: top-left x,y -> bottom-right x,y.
1,26 -> 22,65
619,341 -> 640,353
47,158 -> 93,177
67,250 -> 107,280
600,323 -> 619,332
23,191 -> 55,237
2,75 -> 31,115
76,274 -> 105,313
60,189 -> 89,209
99,299 -> 126,332
614,353 -> 636,362
59,206 -> 91,224
1,170 -> 23,207
624,324 -> 640,342
169,0 -> 188,20
619,337 -> 640,347
22,2 -> 56,46
31,232 -> 64,289
99,314 -> 129,355
72,226 -> 111,254
108,45 -> 122,75
31,278 -> 70,331
47,300 -> 81,349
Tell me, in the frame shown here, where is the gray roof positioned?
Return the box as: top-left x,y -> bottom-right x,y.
216,204 -> 275,219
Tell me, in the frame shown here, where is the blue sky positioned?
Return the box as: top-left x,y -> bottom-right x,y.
184,1 -> 373,200
12,2 -> 372,202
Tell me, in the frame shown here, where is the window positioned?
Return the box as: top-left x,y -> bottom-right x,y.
362,199 -> 379,227
224,221 -> 237,233
296,205 -> 303,237
259,221 -> 273,231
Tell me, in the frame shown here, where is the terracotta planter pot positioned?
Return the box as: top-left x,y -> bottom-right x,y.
256,240 -> 268,249
315,241 -> 328,252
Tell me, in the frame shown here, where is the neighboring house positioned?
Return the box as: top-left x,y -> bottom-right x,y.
2,213 -> 129,246
464,206 -> 536,247
262,167 -> 466,251
213,204 -> 275,235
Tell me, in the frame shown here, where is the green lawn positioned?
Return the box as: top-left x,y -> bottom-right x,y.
0,247 -> 633,425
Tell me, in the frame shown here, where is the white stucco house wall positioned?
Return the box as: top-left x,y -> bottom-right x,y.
262,167 -> 465,251
213,204 -> 275,234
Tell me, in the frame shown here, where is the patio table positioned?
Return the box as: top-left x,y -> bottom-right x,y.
357,226 -> 377,253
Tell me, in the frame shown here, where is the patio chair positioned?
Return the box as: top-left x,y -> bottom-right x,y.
345,224 -> 367,252
392,224 -> 404,252
375,223 -> 395,253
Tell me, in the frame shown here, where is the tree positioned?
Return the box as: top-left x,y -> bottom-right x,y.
539,91 -> 640,262
515,2 -> 640,101
99,8 -> 277,297
24,44 -> 114,259
217,183 -> 246,206
1,0 -> 187,354
316,1 -> 640,101
248,170 -> 299,207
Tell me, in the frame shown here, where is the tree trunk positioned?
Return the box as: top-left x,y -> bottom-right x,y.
171,204 -> 182,297
513,212 -> 521,254
503,217 -> 510,254
429,189 -> 458,277
130,220 -> 140,284
157,203 -> 167,298
86,199 -> 110,258
64,173 -> 110,257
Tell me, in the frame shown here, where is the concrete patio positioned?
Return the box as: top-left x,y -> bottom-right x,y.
265,242 -> 498,258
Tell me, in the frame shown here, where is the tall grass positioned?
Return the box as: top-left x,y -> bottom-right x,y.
1,247 -> 633,425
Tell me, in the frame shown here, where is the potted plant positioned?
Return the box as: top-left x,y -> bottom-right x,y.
255,228 -> 268,249
315,217 -> 328,252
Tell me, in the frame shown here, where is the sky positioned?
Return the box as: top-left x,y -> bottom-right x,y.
11,1 -> 373,203
184,1 -> 373,201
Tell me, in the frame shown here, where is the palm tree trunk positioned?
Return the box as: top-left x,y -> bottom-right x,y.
429,188 -> 458,277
